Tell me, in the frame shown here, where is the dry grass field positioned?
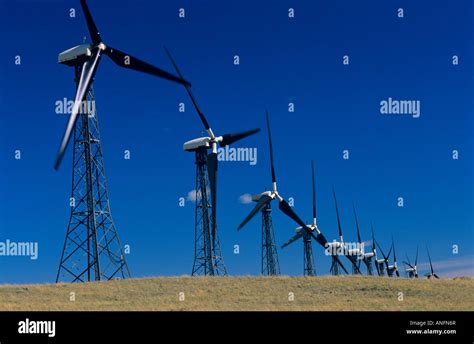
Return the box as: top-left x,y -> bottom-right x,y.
0,276 -> 472,311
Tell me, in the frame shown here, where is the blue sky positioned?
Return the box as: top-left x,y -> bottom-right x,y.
0,0 -> 472,283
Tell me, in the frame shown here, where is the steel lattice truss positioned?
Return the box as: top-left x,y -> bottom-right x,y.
192,148 -> 227,276
56,80 -> 130,283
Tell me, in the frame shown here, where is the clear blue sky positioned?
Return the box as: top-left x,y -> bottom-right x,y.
0,0 -> 472,283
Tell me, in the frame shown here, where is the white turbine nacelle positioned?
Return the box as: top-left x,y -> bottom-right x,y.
364,251 -> 375,258
58,44 -> 92,66
251,191 -> 274,202
183,137 -> 212,152
295,224 -> 316,233
376,258 -> 385,264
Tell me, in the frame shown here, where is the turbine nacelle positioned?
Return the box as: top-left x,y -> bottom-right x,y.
251,191 -> 275,202
294,223 -> 320,235
364,251 -> 375,258
183,137 -> 212,152
58,44 -> 93,66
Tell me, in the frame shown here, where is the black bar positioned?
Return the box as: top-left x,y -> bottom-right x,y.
0,311 -> 472,343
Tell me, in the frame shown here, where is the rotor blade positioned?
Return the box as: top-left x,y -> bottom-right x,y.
265,110 -> 276,184
335,256 -> 349,274
278,198 -> 308,230
352,202 -> 361,243
371,224 -> 376,254
221,129 -> 260,147
392,239 -> 397,263
387,241 -> 393,259
405,253 -> 412,266
434,274 -> 439,279
415,246 -> 419,266
374,259 -> 380,276
80,0 -> 101,44
54,49 -> 101,170
104,46 -> 190,86
163,46 -> 211,131
332,186 -> 343,240
345,253 -> 362,274
237,195 -> 272,230
312,232 -> 328,248
311,160 -> 316,221
281,230 -> 304,249
395,270 -> 400,277
427,247 -> 434,274
376,241 -> 387,260
403,261 -> 414,269
206,153 -> 218,241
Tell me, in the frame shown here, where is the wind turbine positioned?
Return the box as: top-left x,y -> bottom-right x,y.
238,111 -> 326,275
55,0 -> 188,283
386,238 -> 400,277
376,240 -> 392,277
425,247 -> 440,279
164,48 -> 260,276
54,0 -> 189,169
349,204 -> 376,275
327,187 -> 362,275
403,247 -> 419,278
281,161 -> 348,275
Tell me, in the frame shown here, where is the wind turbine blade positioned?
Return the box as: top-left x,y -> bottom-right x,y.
395,270 -> 400,277
220,129 -> 260,146
104,46 -> 190,86
403,261 -> 415,269
415,246 -> 419,266
332,186 -> 343,240
281,230 -> 304,249
352,202 -> 362,243
163,46 -> 211,131
371,224 -> 377,254
312,160 -> 316,222
374,259 -> 380,276
265,110 -> 276,185
312,232 -> 328,248
237,195 -> 272,230
376,241 -> 386,260
427,246 -> 434,275
206,152 -> 218,241
278,198 -> 308,231
434,274 -> 439,279
54,49 -> 101,170
387,241 -> 393,260
80,0 -> 101,44
335,256 -> 349,274
392,239 -> 397,263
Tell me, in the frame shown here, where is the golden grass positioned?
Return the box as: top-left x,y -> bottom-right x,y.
0,276 -> 472,311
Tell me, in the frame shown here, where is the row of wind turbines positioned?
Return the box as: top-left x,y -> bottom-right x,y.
52,0 -> 440,281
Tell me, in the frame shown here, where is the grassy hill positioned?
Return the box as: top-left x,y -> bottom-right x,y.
0,276 -> 472,311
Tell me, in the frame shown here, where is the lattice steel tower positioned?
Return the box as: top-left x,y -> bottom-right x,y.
261,203 -> 280,276
56,68 -> 130,283
191,148 -> 227,276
